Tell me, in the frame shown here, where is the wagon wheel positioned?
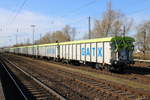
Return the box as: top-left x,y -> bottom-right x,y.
95,64 -> 103,70
95,64 -> 100,69
104,65 -> 111,71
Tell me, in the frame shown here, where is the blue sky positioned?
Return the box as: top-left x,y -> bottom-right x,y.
1,0 -> 150,17
0,0 -> 150,47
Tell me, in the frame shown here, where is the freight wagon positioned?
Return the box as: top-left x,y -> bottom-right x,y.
5,36 -> 135,72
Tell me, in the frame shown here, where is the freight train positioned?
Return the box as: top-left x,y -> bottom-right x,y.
2,36 -> 135,72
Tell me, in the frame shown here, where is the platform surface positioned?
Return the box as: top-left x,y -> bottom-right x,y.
0,78 -> 5,100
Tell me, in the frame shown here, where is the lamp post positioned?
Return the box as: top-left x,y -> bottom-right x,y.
31,25 -> 36,56
88,16 -> 91,39
16,28 -> 18,45
8,36 -> 12,46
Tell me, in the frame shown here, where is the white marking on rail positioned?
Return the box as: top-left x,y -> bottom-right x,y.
0,77 -> 6,100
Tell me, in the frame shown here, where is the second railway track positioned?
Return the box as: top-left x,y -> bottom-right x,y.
10,53 -> 150,86
0,56 -> 66,100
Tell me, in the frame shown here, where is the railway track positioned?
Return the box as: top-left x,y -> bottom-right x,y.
67,65 -> 150,85
134,59 -> 150,63
12,53 -> 150,85
41,65 -> 150,100
23,56 -> 150,84
3,54 -> 150,100
16,54 -> 150,83
49,61 -> 150,85
4,57 -> 95,100
133,59 -> 150,68
0,56 -> 66,100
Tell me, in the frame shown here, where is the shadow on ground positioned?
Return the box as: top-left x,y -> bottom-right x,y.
126,66 -> 150,75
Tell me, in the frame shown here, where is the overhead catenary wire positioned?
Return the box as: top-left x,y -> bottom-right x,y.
4,0 -> 150,46
4,0 -> 28,46
67,16 -> 88,25
127,7 -> 150,16
9,0 -> 28,25
69,4 -> 150,28
63,2 -> 150,40
48,0 -> 99,30
1,0 -> 28,41
6,1 -> 24,25
61,0 -> 99,18
48,0 -> 99,32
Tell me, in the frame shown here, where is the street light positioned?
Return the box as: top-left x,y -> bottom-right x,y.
31,25 -> 36,56
16,28 -> 18,45
31,25 -> 36,44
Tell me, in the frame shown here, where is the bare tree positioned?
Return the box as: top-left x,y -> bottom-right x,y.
26,38 -> 30,45
92,20 -> 106,38
62,25 -> 71,41
40,33 -> 52,43
136,21 -> 150,52
35,25 -> 76,44
91,1 -> 133,38
52,31 -> 70,42
62,25 -> 76,41
71,27 -> 76,40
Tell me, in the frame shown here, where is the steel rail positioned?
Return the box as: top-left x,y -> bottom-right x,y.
134,59 -> 150,63
3,57 -> 67,100
0,58 -> 28,100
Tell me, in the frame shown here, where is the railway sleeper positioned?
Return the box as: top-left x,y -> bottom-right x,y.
127,94 -> 136,98
74,79 -> 130,100
46,65 -> 137,99
34,94 -> 48,97
31,91 -> 45,94
27,86 -> 44,90
36,97 -> 50,100
102,87 -> 112,89
5,55 -> 149,99
114,90 -> 124,93
119,92 -> 130,95
137,97 -> 147,100
47,63 -> 148,100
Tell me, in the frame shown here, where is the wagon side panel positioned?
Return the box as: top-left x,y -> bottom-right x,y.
97,43 -> 103,63
91,43 -> 96,62
77,44 -> 81,60
104,42 -> 111,64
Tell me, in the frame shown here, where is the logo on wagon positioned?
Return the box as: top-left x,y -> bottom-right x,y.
81,47 -> 102,57
47,48 -> 56,54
